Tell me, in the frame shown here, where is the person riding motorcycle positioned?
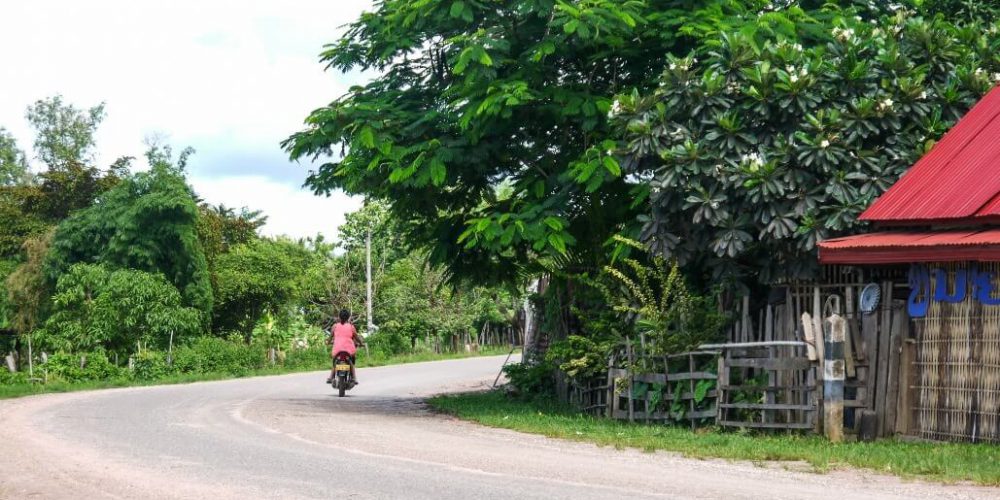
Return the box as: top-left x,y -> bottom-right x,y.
326,309 -> 364,384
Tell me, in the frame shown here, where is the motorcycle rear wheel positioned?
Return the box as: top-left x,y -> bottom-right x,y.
337,376 -> 346,397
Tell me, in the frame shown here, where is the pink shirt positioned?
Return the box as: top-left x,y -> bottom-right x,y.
331,322 -> 358,356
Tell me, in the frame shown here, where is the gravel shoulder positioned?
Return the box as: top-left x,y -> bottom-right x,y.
0,355 -> 997,499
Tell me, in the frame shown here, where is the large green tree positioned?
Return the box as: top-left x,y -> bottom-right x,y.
284,0 -> 778,282
25,95 -> 106,169
212,238 -> 316,340
616,9 -> 999,289
34,263 -> 202,356
44,165 -> 213,324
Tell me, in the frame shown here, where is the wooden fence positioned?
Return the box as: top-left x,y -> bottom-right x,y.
606,350 -> 719,427
709,341 -> 819,431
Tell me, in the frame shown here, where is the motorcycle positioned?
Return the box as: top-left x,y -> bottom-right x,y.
331,351 -> 356,397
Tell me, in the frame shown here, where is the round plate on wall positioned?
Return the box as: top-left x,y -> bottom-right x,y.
859,283 -> 881,313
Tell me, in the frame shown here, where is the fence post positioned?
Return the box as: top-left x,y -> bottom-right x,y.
824,314 -> 846,443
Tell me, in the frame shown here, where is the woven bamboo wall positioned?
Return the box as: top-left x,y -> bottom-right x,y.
911,262 -> 1000,443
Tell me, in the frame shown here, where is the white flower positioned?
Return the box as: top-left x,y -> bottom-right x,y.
742,152 -> 764,171
786,65 -> 795,73
833,27 -> 855,42
793,43 -> 803,52
607,99 -> 622,118
976,68 -> 985,76
878,97 -> 894,111
919,90 -> 927,100
993,73 -> 1000,83
820,139 -> 830,148
790,74 -> 799,83
669,62 -> 677,70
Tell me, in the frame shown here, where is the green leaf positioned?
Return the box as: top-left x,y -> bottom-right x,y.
543,216 -> 563,231
449,1 -> 465,18
602,156 -> 621,176
429,158 -> 447,186
359,127 -> 375,149
548,233 -> 567,254
564,20 -> 579,34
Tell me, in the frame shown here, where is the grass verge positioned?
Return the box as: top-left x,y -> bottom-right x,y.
428,390 -> 1000,486
0,347 -> 515,400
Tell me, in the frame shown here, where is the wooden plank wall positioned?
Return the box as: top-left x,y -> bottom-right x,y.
730,266 -> 910,438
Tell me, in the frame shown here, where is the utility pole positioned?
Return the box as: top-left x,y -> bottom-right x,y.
365,223 -> 373,334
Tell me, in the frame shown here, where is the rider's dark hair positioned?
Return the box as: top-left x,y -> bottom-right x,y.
339,309 -> 350,324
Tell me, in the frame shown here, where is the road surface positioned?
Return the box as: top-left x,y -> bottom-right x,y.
0,355 -> 996,499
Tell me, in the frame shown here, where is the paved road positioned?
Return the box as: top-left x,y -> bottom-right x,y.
0,355 -> 997,500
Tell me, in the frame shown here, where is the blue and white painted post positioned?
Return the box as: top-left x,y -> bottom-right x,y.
823,314 -> 846,443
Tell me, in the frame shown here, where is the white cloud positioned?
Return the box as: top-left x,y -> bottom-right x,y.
191,174 -> 363,241
0,0 -> 373,239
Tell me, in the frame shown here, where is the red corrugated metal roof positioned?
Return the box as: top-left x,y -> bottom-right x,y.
818,229 -> 1000,264
860,85 -> 1000,223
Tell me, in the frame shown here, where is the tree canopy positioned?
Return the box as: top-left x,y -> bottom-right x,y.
44,165 -> 213,324
616,8 -> 999,289
284,0 -> 774,282
25,95 -> 106,168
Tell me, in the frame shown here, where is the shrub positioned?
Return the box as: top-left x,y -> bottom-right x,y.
365,328 -> 409,357
171,336 -> 267,376
503,360 -> 554,396
44,351 -> 125,382
0,370 -> 29,385
282,345 -> 329,370
131,350 -> 172,381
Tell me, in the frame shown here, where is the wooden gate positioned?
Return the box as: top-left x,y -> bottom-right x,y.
713,342 -> 818,431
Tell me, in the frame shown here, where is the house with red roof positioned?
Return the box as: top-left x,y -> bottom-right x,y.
816,85 -> 1000,443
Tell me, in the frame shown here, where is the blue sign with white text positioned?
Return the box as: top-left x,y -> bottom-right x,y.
907,264 -> 1000,318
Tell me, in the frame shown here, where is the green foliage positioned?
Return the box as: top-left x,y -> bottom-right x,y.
603,237 -> 725,360
45,166 -> 213,323
503,359 -> 555,396
171,336 -> 268,376
197,203 -> 265,267
35,264 -> 202,357
28,161 -> 126,221
0,128 -> 31,186
5,230 -> 54,333
212,238 -> 316,338
0,185 -> 50,259
617,9 -> 1000,288
920,0 -> 1000,22
130,350 -> 173,381
25,95 -> 106,168
546,335 -> 615,382
283,0 -> 755,282
44,351 -> 125,383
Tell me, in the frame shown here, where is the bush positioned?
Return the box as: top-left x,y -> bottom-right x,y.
282,345 -> 329,370
132,350 -> 172,381
44,351 -> 125,382
365,328 -> 409,357
0,370 -> 29,385
171,336 -> 267,376
503,360 -> 554,396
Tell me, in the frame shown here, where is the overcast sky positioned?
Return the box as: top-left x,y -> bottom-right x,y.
0,0 -> 373,240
